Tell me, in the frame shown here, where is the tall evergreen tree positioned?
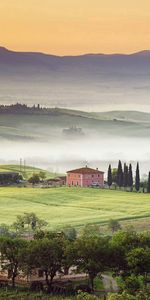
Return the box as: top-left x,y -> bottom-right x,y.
117,160 -> 123,188
123,163 -> 128,189
128,163 -> 133,191
135,162 -> 140,192
147,172 -> 150,193
107,164 -> 112,188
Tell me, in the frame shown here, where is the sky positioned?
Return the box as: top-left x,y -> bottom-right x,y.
0,0 -> 150,55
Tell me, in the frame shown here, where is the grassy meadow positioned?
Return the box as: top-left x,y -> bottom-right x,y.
0,187 -> 149,230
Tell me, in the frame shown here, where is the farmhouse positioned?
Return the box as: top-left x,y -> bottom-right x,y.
67,166 -> 104,187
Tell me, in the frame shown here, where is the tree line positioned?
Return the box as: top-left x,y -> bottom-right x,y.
0,226 -> 150,299
107,161 -> 150,192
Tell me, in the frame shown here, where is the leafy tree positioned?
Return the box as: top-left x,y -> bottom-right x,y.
80,224 -> 100,237
135,163 -> 140,192
0,224 -> 11,236
0,237 -> 27,287
107,164 -> 112,188
12,213 -> 48,233
63,226 -> 77,241
147,172 -> 150,193
74,236 -> 110,291
127,247 -> 150,282
128,164 -> 133,191
28,238 -> 64,290
111,230 -> 140,273
28,173 -> 40,184
39,171 -> 46,181
117,160 -> 123,188
108,219 -> 121,234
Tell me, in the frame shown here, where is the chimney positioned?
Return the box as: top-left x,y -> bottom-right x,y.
96,167 -> 98,170
86,165 -> 88,168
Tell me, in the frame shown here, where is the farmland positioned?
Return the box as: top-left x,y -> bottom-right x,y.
0,187 -> 149,231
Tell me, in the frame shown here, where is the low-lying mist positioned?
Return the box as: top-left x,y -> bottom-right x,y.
1,134 -> 150,178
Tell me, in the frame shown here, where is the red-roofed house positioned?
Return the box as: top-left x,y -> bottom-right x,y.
67,166 -> 104,187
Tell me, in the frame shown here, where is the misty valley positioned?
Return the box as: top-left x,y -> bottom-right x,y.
0,105 -> 150,176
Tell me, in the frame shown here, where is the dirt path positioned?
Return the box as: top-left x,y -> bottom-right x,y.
102,274 -> 119,293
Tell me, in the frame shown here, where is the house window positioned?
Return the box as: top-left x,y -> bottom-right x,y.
72,181 -> 74,185
98,174 -> 100,177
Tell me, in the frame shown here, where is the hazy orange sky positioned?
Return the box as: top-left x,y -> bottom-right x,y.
0,0 -> 150,55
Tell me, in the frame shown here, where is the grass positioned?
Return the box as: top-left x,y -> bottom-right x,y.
0,187 -> 149,230
0,164 -> 60,180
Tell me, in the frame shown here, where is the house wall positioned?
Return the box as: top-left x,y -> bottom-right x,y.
82,173 -> 104,187
67,172 -> 104,187
67,173 -> 82,186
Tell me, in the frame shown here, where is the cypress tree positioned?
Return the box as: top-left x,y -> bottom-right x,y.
135,162 -> 140,192
123,163 -> 128,189
147,172 -> 150,193
107,164 -> 112,188
117,160 -> 123,188
128,163 -> 133,191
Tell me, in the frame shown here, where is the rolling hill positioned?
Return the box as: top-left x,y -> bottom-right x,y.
0,187 -> 149,231
0,47 -> 150,111
0,164 -> 60,179
0,108 -> 150,142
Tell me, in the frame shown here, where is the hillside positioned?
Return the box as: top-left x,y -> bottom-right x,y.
0,164 -> 59,179
0,187 -> 149,231
0,47 -> 150,111
94,110 -> 150,123
0,107 -> 150,142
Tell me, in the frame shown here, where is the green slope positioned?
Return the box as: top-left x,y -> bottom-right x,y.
0,187 -> 149,230
0,164 -> 60,179
0,111 -> 149,141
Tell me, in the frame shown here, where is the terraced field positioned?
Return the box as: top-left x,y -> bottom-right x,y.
0,187 -> 149,230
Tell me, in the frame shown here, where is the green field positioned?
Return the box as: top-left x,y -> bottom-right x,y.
0,187 -> 149,230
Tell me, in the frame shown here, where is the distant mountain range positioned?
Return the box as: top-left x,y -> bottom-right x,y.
0,47 -> 150,111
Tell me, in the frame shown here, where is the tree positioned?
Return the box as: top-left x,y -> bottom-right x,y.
12,213 -> 48,233
147,172 -> 150,193
108,219 -> 121,234
0,237 -> 27,287
112,168 -> 118,185
28,238 -> 64,290
123,164 -> 128,189
80,224 -> 100,238
74,236 -> 110,291
39,171 -> 46,181
111,229 -> 140,273
28,173 -> 40,185
0,224 -> 11,236
127,247 -> 150,282
128,164 -> 133,192
135,163 -> 140,192
117,160 -> 123,188
107,164 -> 112,188
63,226 -> 77,241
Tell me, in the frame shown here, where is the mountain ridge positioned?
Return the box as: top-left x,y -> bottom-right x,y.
0,46 -> 150,57
0,46 -> 150,111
